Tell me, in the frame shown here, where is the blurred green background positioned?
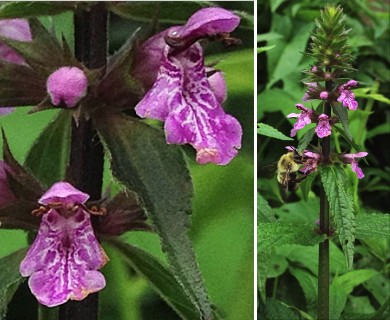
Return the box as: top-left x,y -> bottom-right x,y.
0,2 -> 254,320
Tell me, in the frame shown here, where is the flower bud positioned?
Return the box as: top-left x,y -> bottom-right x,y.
47,67 -> 88,108
320,91 -> 328,100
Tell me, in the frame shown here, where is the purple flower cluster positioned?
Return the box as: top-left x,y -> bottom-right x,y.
287,104 -> 334,138
0,7 -> 244,309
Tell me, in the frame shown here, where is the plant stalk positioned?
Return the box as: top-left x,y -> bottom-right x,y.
59,3 -> 108,320
318,75 -> 332,320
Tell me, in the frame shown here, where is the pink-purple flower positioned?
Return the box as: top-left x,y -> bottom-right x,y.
315,114 -> 332,138
287,104 -> 313,137
46,67 -> 88,108
134,7 -> 242,165
337,80 -> 358,110
342,152 -> 368,179
300,151 -> 321,175
20,182 -> 108,307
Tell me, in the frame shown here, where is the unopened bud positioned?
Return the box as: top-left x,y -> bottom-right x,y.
47,67 -> 88,108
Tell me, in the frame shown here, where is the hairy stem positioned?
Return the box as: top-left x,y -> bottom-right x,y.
59,3 -> 108,320
318,74 -> 332,320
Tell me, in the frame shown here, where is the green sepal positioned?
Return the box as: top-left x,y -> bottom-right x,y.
0,18 -> 79,77
98,192 -> 151,236
0,200 -> 39,230
24,111 -> 71,187
95,113 -> 213,319
2,129 -> 44,203
95,29 -> 143,111
0,61 -> 46,107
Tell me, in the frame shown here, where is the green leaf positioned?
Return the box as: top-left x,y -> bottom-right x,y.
333,125 -> 364,154
321,166 -> 356,269
0,248 -> 27,319
266,253 -> 288,278
257,249 -> 270,303
24,111 -> 71,187
95,114 -> 212,319
289,267 -> 318,313
106,239 -> 218,320
257,45 -> 276,53
264,298 -> 300,320
271,0 -> 287,12
332,102 -> 352,140
257,223 -> 326,252
0,1 -> 73,18
354,89 -> 390,104
267,22 -> 313,88
257,123 -> 293,140
299,171 -> 317,202
277,241 -> 348,276
257,32 -> 283,42
257,193 -> 276,223
363,273 -> 389,305
366,122 -> 390,139
355,213 -> 390,240
297,128 -> 315,151
108,1 -> 213,24
330,269 -> 377,320
257,88 -> 297,119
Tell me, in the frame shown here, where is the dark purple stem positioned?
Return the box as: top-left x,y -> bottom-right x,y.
59,3 -> 108,320
318,72 -> 332,320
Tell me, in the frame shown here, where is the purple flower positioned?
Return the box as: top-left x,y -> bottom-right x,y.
206,68 -> 227,104
342,152 -> 368,179
300,151 -> 321,174
337,80 -> 358,110
287,104 -> 313,137
315,114 -> 331,138
0,161 -> 16,208
0,19 -> 32,64
134,8 -> 242,165
20,182 -> 108,307
47,67 -> 88,108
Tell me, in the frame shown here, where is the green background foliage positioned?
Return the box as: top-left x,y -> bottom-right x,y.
258,0 -> 389,319
0,1 -> 254,319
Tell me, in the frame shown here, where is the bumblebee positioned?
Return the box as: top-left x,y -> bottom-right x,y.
260,148 -> 309,198
276,151 -> 303,193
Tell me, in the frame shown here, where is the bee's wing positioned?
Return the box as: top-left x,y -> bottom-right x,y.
259,163 -> 277,179
279,166 -> 292,201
